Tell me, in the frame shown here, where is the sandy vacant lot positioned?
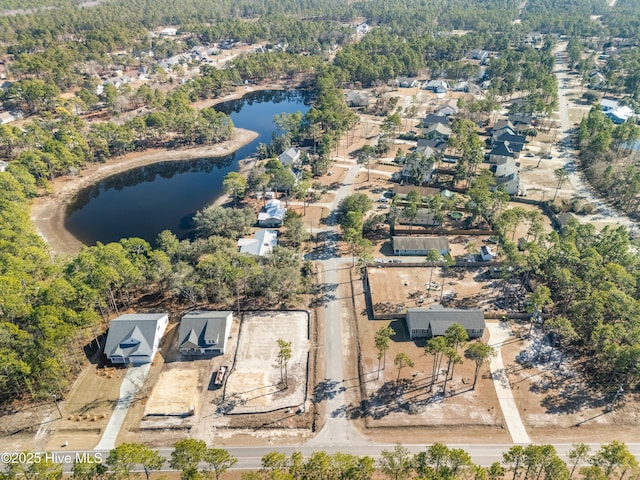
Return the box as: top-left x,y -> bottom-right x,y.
367,265 -> 509,317
144,369 -> 199,416
224,312 -> 310,414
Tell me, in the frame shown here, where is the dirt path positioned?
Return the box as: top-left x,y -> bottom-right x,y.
30,128 -> 259,257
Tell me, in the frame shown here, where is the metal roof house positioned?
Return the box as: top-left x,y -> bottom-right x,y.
178,311 -> 232,356
104,313 -> 169,365
237,229 -> 278,256
278,147 -> 301,167
393,236 -> 450,256
258,199 -> 286,227
406,305 -> 485,339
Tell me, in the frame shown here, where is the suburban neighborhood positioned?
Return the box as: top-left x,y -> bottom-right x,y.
0,0 -> 639,476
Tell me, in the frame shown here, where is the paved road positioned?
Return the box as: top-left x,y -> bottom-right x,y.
306,161 -> 370,447
486,321 -> 531,444
553,42 -> 636,231
15,442 -> 640,472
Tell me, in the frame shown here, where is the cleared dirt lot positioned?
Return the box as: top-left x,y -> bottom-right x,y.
367,265 -> 510,317
350,265 -> 510,443
224,311 -> 310,414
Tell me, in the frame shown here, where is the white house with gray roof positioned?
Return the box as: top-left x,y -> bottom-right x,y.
237,229 -> 278,256
104,313 -> 169,365
178,311 -> 232,356
406,305 -> 485,339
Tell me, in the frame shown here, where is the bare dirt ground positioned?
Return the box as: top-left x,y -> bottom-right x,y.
367,265 -> 509,317
224,312 -> 309,414
500,321 -> 640,443
350,265 -> 511,443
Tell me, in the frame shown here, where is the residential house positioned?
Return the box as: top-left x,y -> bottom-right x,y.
606,105 -> 635,124
178,311 -> 232,356
556,212 -> 578,229
406,305 -> 485,339
452,81 -> 481,95
104,313 -> 169,365
278,147 -> 301,167
393,236 -> 450,256
355,23 -> 370,34
492,119 -> 515,133
346,90 -> 371,108
436,99 -> 459,117
417,137 -> 447,154
423,122 -> 452,140
493,172 -> 521,195
488,141 -> 515,164
493,156 -> 519,178
423,113 -> 450,127
159,27 -> 177,36
397,209 -> 441,227
258,199 -> 286,227
480,245 -> 495,261
589,72 -> 607,90
393,184 -> 440,199
508,113 -> 533,128
402,152 -> 436,185
396,77 -> 420,88
470,49 -> 490,62
492,128 -> 526,148
238,229 -> 278,256
601,98 -> 619,112
0,111 -> 18,125
424,79 -> 449,94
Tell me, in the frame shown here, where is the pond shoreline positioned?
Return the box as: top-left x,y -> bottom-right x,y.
30,127 -> 260,257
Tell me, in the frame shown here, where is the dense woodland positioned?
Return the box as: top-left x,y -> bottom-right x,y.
0,0 -> 639,404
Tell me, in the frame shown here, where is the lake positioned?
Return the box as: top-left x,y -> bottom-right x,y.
64,90 -> 311,246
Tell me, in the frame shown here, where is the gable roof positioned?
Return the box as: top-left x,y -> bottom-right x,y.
417,137 -> 447,152
258,199 -> 286,223
179,311 -> 232,350
238,229 -> 278,256
490,141 -> 514,157
104,313 -> 167,360
278,147 -> 300,166
397,209 -> 440,226
424,122 -> 452,137
493,131 -> 526,146
393,236 -> 450,252
393,184 -> 440,198
407,305 -> 485,335
423,114 -> 450,128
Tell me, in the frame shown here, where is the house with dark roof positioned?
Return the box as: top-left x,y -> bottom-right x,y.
492,130 -> 526,150
393,184 -> 440,199
178,311 -> 232,356
417,137 -> 447,153
258,199 -> 286,227
397,209 -> 441,227
488,141 -> 515,164
104,313 -> 169,365
393,236 -> 449,256
406,305 -> 485,339
423,113 -> 450,128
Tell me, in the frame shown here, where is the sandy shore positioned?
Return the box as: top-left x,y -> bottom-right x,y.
30,127 -> 259,257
